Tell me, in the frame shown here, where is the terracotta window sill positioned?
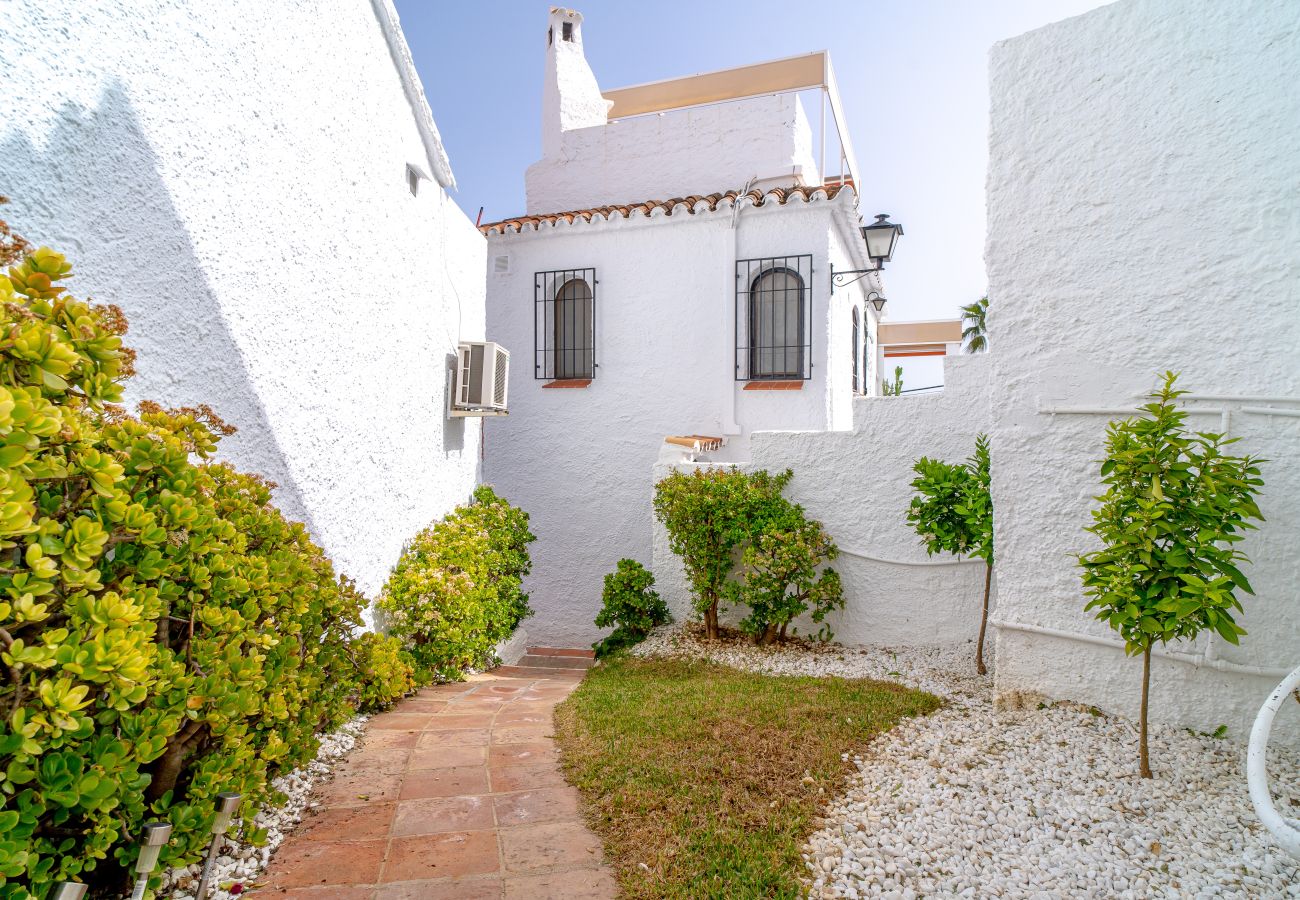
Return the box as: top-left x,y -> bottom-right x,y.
542,379 -> 592,389
743,380 -> 805,391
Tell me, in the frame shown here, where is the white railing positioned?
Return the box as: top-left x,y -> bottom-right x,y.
1247,663 -> 1300,860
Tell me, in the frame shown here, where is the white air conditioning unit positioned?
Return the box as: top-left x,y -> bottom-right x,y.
450,341 -> 509,417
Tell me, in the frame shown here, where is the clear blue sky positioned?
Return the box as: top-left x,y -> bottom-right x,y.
395,0 -> 1109,326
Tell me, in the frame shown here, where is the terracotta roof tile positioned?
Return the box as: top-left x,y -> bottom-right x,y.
480,182 -> 855,235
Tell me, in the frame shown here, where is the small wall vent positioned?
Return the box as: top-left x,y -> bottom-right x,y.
406,163 -> 429,197
493,254 -> 511,274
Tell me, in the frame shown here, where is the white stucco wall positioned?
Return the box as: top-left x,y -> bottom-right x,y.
651,355 -> 993,646
528,94 -> 819,215
986,0 -> 1300,744
484,190 -> 877,646
0,0 -> 486,607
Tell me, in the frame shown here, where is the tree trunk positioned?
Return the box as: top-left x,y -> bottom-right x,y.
975,560 -> 992,676
1139,643 -> 1153,778
704,598 -> 719,641
757,623 -> 778,646
145,719 -> 205,802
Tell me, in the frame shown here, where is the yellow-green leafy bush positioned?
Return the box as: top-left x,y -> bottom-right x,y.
0,243 -> 390,897
377,485 -> 535,681
351,632 -> 416,712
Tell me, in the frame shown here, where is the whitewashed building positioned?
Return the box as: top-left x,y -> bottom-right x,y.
649,0 -> 1300,745
482,8 -> 896,648
0,0 -> 486,607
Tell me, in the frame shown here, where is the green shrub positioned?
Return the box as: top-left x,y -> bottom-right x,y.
377,486 -> 534,681
907,434 -> 994,674
1079,372 -> 1264,777
732,508 -> 843,645
0,243 -> 378,897
593,560 -> 669,657
653,467 -> 792,640
351,632 -> 417,712
462,485 -> 536,631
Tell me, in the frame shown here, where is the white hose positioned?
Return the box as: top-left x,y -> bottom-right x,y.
1247,663 -> 1300,860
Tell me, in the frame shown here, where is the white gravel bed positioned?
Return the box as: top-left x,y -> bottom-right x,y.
156,715 -> 368,900
634,626 -> 1300,898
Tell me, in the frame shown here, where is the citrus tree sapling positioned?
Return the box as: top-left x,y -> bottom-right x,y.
1078,372 -> 1264,778
907,434 -> 994,674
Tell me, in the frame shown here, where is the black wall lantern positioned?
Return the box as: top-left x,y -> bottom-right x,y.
866,291 -> 887,314
831,213 -> 904,294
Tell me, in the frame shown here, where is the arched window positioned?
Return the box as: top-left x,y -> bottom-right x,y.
748,267 -> 805,379
851,307 -> 861,393
553,277 -> 593,378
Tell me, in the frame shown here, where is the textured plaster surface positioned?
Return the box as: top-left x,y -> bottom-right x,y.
528,93 -> 819,216
484,191 -> 878,647
0,0 -> 485,611
540,8 -> 610,159
986,0 -> 1300,743
651,355 -> 993,647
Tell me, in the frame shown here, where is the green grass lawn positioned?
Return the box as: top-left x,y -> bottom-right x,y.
553,655 -> 941,899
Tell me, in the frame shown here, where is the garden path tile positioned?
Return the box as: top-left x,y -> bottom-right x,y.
492,787 -> 582,827
296,801 -> 397,842
259,666 -> 615,898
499,820 -> 605,873
489,741 -> 560,767
415,727 -> 492,748
407,744 -> 487,769
391,795 -> 494,836
488,763 -> 569,793
258,838 -> 386,889
503,867 -> 620,899
399,766 -> 491,800
376,876 -> 505,899
382,830 -> 500,881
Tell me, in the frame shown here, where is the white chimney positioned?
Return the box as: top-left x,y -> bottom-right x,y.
542,8 -> 610,158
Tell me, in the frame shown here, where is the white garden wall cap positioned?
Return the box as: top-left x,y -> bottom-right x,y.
479,182 -> 856,235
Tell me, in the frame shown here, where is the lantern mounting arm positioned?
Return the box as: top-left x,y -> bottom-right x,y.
830,263 -> 883,294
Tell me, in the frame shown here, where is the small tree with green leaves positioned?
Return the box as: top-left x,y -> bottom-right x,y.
1079,372 -> 1264,778
732,507 -> 843,645
593,559 -> 670,657
652,467 -> 792,640
907,434 -> 994,674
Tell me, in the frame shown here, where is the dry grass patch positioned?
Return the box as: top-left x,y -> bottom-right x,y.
553,655 -> 940,898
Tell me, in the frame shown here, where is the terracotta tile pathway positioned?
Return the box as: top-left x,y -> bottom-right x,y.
257,666 -> 617,899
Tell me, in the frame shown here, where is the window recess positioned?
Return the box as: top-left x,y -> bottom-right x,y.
535,268 -> 597,380
735,255 -> 813,381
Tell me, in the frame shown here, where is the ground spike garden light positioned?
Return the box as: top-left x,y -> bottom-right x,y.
195,792 -> 243,900
130,822 -> 173,900
48,884 -> 88,900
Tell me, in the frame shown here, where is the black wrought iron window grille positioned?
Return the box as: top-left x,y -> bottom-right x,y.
735,255 -> 813,381
534,268 -> 596,380
851,307 -> 861,393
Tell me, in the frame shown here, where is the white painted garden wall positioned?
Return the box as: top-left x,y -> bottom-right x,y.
484,190 -> 878,647
0,0 -> 486,608
986,0 -> 1299,744
652,354 -> 993,646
